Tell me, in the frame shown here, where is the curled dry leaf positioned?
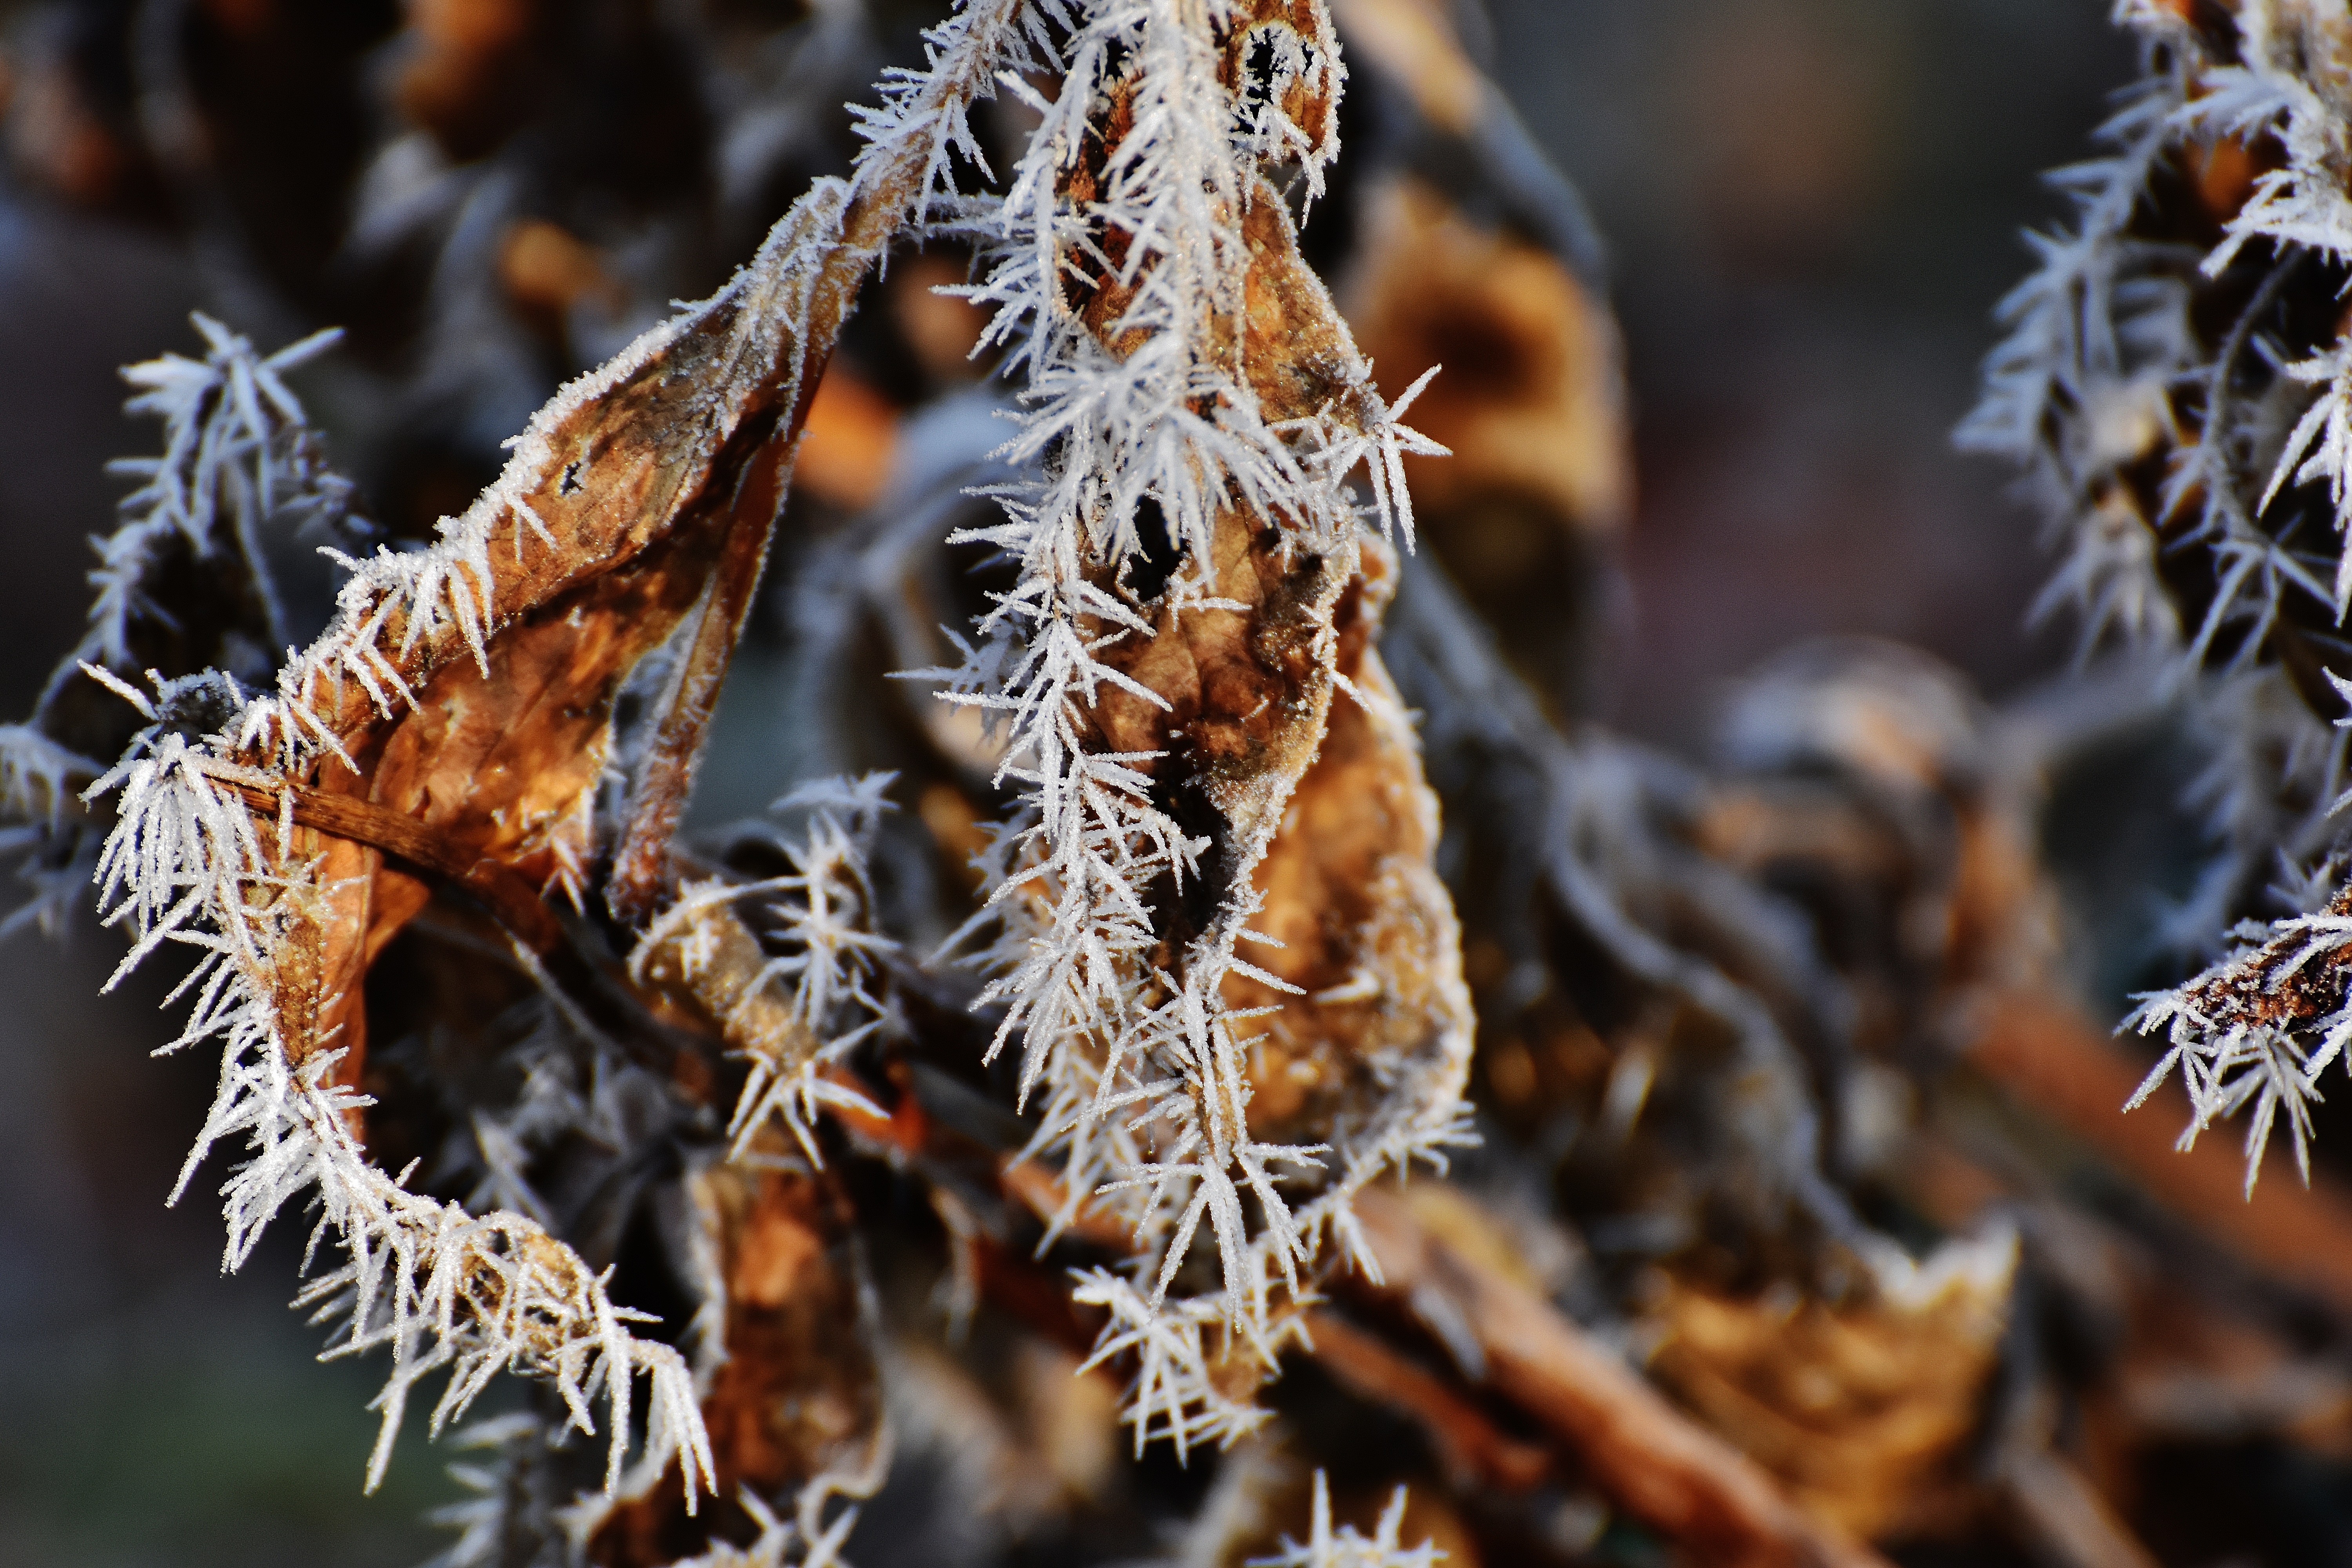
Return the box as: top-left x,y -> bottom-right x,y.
1344,176 -> 1629,541
1326,0 -> 1485,135
1344,1184 -> 1889,1568
1045,179 -> 1383,955
1342,175 -> 1628,705
1018,168 -> 1475,1339
877,11 -> 1483,1443
186,185 -> 851,1082
118,0 -> 1029,1079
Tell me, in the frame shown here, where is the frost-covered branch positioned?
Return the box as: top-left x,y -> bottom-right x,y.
2128,875 -> 2352,1193
630,778 -> 900,1163
1971,1 -> 2352,1189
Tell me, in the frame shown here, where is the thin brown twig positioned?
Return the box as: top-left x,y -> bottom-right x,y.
223,778 -> 568,957
1345,1185 -> 1889,1568
1998,1448 -> 2161,1568
603,406 -> 801,926
1300,1308 -> 1553,1493
604,0 -> 1025,926
1972,990 -> 2352,1315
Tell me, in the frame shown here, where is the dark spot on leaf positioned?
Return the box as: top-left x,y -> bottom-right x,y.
1124,495 -> 1183,603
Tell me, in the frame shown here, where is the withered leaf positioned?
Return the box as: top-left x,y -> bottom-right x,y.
200,16 -> 1019,1083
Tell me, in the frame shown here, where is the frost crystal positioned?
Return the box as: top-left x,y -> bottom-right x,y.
1246,1472 -> 1445,1568
630,777 -> 899,1163
0,314 -> 360,935
89,314 -> 362,669
1960,4 -> 2352,668
1956,67 -> 2194,659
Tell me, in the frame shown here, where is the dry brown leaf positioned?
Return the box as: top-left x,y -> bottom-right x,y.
396,0 -> 539,160
499,218 -> 627,331
1073,176 -> 1476,1271
793,365 -> 901,513
1347,1185 -> 1889,1568
1073,181 -> 1421,936
1326,0 -> 1485,135
1063,177 -> 1407,1049
1345,176 -> 1630,540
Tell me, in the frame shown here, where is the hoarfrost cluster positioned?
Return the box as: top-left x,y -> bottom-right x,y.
923,0 -> 1461,1442
1970,0 -> 2352,1183
0,313 -> 363,936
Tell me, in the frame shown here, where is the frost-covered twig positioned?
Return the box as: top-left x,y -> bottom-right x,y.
2127,876 -> 2352,1193
630,778 -> 900,1162
75,312 -> 359,686
1962,5 -> 2352,669
0,315 -> 359,937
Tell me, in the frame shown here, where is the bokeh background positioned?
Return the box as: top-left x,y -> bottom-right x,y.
0,2 -> 2136,1563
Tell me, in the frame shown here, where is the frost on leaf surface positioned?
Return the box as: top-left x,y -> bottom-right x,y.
927,0 -> 1469,1447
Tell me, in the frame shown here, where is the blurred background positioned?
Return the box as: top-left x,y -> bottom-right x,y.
0,1 -> 2141,1563
1499,0 -> 2125,749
